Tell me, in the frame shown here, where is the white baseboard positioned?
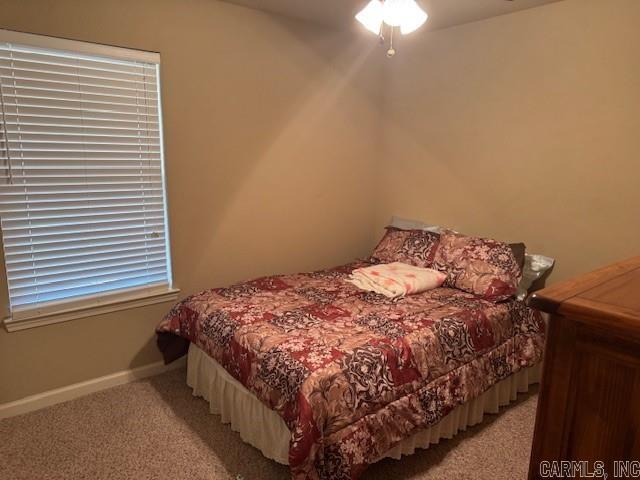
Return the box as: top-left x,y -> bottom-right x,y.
0,357 -> 186,420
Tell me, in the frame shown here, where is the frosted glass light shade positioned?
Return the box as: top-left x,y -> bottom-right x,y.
398,0 -> 428,34
355,0 -> 384,34
381,0 -> 404,27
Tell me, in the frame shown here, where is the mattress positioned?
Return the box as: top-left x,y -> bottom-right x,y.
187,342 -> 541,465
157,261 -> 546,479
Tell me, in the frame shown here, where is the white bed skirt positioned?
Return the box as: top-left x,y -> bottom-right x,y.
187,343 -> 541,465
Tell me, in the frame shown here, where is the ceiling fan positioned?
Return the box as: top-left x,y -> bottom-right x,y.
355,0 -> 428,57
357,0 -> 517,57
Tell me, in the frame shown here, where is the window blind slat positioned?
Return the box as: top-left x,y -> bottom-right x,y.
2,104 -> 158,120
0,185 -> 163,196
2,124 -> 159,136
2,221 -> 165,242
0,35 -> 172,313
2,113 -> 160,128
10,258 -> 167,286
10,268 -> 168,297
0,64 -> 157,87
6,244 -> 166,266
10,270 -> 168,304
0,75 -> 158,95
0,44 -> 157,69
0,192 -> 162,203
1,203 -> 165,220
0,57 -> 158,78
4,166 -> 161,174
0,194 -> 163,208
2,214 -> 166,232
1,92 -> 158,110
1,84 -> 157,102
4,175 -> 161,183
0,93 -> 158,113
5,228 -> 164,251
0,153 -> 161,162
7,242 -> 162,266
6,131 -> 160,141
7,249 -> 167,273
11,257 -> 167,285
5,144 -> 160,151
0,180 -> 163,188
11,274 -> 169,307
0,53 -> 157,77
0,43 -> 158,63
2,164 -> 161,172
1,213 -> 164,229
5,231 -> 164,252
6,243 -> 167,268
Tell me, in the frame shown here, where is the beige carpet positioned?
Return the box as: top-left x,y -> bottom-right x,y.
0,368 -> 538,480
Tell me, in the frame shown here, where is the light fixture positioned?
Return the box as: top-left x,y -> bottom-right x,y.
355,0 -> 428,56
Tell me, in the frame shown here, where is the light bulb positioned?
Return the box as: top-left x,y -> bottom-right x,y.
355,0 -> 384,35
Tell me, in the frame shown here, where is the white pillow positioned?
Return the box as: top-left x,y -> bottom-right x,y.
517,254 -> 555,300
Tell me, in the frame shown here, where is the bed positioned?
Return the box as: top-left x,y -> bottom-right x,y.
156,246 -> 546,479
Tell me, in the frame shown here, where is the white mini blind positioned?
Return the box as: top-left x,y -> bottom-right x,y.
0,32 -> 172,317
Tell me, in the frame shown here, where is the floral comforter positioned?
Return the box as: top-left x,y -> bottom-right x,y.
156,261 -> 545,480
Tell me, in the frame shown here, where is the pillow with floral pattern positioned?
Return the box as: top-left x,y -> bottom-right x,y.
432,231 -> 522,301
370,227 -> 440,268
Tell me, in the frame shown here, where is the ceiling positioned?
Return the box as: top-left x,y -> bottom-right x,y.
220,0 -> 563,31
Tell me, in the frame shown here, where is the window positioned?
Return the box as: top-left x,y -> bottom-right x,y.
0,30 -> 176,331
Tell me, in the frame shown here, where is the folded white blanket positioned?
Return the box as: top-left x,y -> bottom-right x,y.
347,262 -> 446,299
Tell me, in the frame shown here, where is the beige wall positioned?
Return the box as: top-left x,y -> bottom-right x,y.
0,0 -> 383,403
378,0 -> 640,282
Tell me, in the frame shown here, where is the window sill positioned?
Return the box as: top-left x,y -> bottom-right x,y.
3,288 -> 180,332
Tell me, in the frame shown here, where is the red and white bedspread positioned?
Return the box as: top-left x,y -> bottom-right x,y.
156,261 -> 545,480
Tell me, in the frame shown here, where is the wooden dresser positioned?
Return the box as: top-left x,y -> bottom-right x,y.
528,257 -> 640,479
